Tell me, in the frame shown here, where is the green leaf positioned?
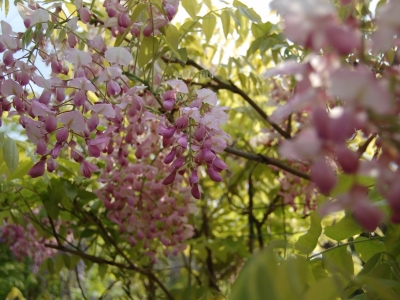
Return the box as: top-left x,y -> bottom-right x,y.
323,246 -> 354,275
295,212 -> 322,254
4,0 -> 8,16
177,48 -> 188,63
62,179 -> 78,200
181,0 -> 197,19
385,224 -> 400,257
233,0 -> 246,7
138,36 -> 159,68
220,10 -> 231,38
304,277 -> 341,300
358,252 -> 383,277
251,22 -> 273,39
3,138 -> 19,173
354,236 -> 385,262
324,214 -> 361,241
162,25 -> 181,59
0,132 -> 4,148
203,0 -> 212,10
363,277 -> 400,300
202,14 -> 216,43
230,247 -> 309,300
98,264 -> 108,279
55,255 -> 64,273
7,159 -> 33,180
230,247 -> 279,300
237,6 -> 261,23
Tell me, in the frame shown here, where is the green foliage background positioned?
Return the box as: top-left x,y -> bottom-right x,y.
1,0 -> 400,299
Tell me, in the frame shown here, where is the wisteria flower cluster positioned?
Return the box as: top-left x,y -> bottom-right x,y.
0,0 -> 230,263
267,0 -> 400,231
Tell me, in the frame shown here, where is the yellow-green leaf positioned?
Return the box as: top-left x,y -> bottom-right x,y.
221,10 -> 231,38
202,14 -> 216,42
182,0 -> 197,19
295,212 -> 322,254
138,36 -> 159,68
3,137 -> 19,173
324,214 -> 361,241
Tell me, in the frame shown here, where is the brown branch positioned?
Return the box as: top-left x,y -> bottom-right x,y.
224,146 -> 310,181
166,57 -> 291,139
357,133 -> 377,156
45,243 -> 174,300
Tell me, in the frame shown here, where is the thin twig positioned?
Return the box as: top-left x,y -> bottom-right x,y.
75,266 -> 88,300
224,146 -> 310,181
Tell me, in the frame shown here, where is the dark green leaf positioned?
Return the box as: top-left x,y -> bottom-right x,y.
354,236 -> 385,262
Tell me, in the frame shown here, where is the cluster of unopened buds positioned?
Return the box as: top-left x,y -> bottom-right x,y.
158,80 -> 230,199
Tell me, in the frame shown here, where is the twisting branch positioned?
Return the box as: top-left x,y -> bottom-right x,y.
165,57 -> 291,139
224,146 -> 310,181
75,266 -> 88,300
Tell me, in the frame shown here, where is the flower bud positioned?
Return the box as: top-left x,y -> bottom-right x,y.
80,160 -> 98,178
212,156 -> 228,172
79,7 -> 91,24
88,145 -> 101,157
162,172 -> 176,185
73,90 -> 86,106
189,170 -> 199,185
45,115 -> 57,133
353,201 -> 384,232
87,113 -> 99,132
28,160 -> 46,178
159,126 -> 176,139
51,143 -> 63,159
312,106 -> 330,140
194,124 -> 206,141
56,88 -> 66,102
310,158 -> 337,195
3,51 -> 14,66
387,184 -> 400,212
107,80 -> 121,96
163,148 -> 176,164
172,157 -> 184,169
39,90 -> 52,105
164,3 -> 176,21
68,32 -> 77,48
336,145 -> 359,174
117,12 -> 131,28
175,116 -> 189,129
56,127 -> 69,143
177,134 -> 188,149
163,99 -> 175,111
24,18 -> 31,28
191,183 -> 200,199
208,166 -> 222,182
13,96 -> 24,112
19,72 -> 30,86
47,158 -> 58,172
203,149 -> 216,163
36,140 -> 47,155
107,8 -> 117,17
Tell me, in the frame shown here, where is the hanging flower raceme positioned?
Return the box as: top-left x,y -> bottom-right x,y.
158,80 -> 230,199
